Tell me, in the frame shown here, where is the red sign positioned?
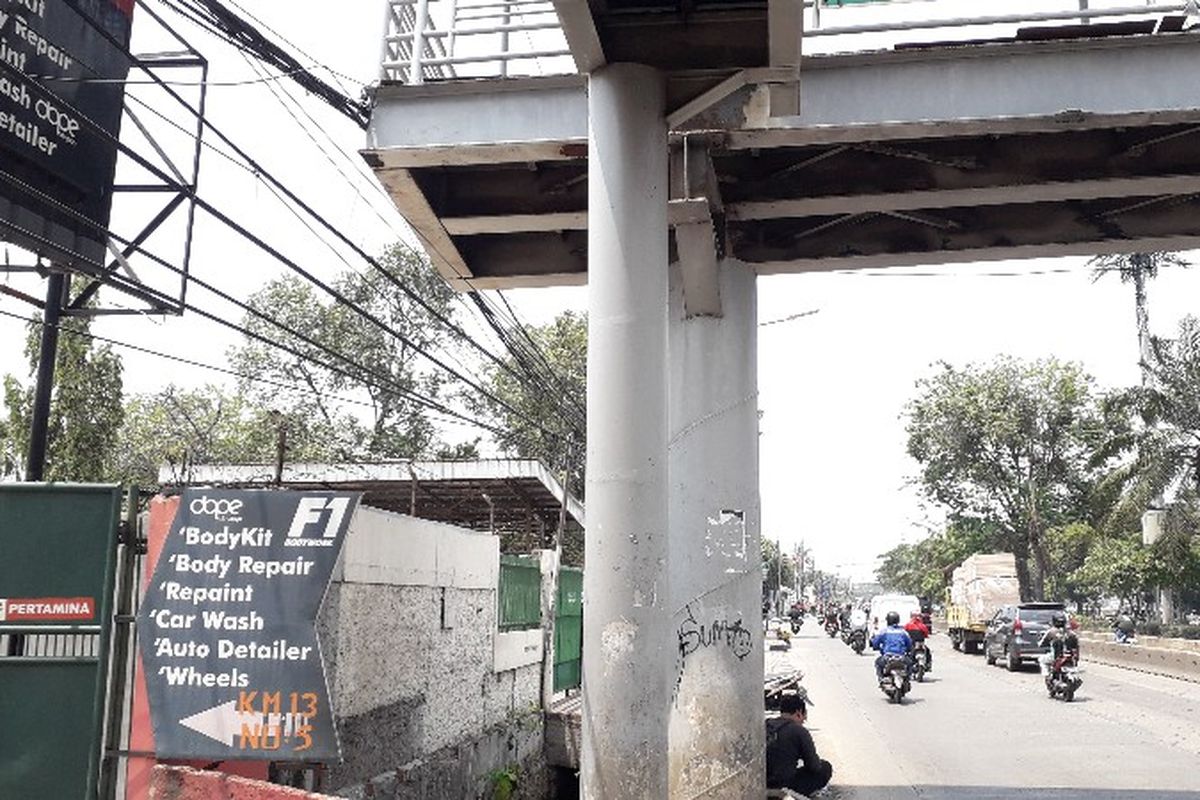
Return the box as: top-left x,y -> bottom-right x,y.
0,596 -> 95,621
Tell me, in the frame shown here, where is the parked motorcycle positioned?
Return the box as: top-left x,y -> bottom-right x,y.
879,655 -> 911,704
1045,649 -> 1083,702
847,627 -> 866,655
764,669 -> 807,711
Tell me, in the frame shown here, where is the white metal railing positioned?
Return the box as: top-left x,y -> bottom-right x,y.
805,0 -> 1195,54
380,0 -> 572,84
380,0 -> 1195,84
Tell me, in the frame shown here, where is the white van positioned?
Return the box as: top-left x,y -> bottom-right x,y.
869,594 -> 921,635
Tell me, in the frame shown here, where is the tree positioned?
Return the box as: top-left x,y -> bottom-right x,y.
112,385 -> 314,487
228,244 -> 459,461
482,311 -> 587,496
2,310 -> 123,481
761,538 -> 796,597
905,357 -> 1108,600
1090,251 -> 1188,383
1091,252 -> 1190,621
1070,534 -> 1150,614
1099,316 -> 1200,520
876,520 -> 1001,598
1043,522 -> 1099,610
1135,496 -> 1200,599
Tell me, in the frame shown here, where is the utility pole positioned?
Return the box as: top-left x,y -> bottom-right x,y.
26,272 -> 69,481
776,537 -> 783,615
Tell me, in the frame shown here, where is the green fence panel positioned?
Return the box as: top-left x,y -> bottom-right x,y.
499,554 -> 542,631
0,484 -> 121,800
554,567 -> 583,692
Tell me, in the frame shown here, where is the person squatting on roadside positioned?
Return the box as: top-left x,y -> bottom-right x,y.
870,611 -> 913,681
1113,613 -> 1136,644
765,694 -> 834,797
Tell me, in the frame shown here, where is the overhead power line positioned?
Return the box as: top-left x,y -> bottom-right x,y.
155,0 -> 370,126
0,304 -> 506,439
0,9 -> 586,452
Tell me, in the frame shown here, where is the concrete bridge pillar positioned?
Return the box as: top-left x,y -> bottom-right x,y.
581,62 -> 671,799
668,259 -> 764,797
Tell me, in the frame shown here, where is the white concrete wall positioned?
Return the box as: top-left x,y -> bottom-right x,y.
339,505 -> 499,589
319,505 -> 544,792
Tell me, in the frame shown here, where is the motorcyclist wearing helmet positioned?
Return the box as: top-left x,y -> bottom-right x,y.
904,611 -> 932,672
1037,612 -> 1079,676
870,611 -> 913,681
823,605 -> 840,630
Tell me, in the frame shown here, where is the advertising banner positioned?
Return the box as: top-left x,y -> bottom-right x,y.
0,0 -> 134,267
137,489 -> 360,761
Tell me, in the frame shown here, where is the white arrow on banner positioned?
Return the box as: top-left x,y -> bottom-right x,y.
180,701 -> 250,747
179,701 -> 309,747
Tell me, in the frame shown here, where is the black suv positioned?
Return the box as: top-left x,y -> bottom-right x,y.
983,602 -> 1067,671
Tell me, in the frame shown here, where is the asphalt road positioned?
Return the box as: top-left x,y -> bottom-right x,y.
765,620 -> 1200,800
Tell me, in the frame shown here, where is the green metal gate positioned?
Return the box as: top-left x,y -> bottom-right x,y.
554,566 -> 582,692
0,484 -> 121,800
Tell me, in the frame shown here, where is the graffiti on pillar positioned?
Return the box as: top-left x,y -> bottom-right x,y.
672,602 -> 753,704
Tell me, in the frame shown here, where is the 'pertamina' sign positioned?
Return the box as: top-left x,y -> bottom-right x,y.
138,489 -> 360,761
0,0 -> 134,267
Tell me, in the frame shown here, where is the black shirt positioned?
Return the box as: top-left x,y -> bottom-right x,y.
765,715 -> 821,789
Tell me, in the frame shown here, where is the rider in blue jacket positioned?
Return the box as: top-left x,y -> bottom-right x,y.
870,611 -> 913,681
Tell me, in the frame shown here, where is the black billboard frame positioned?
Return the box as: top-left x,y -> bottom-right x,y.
0,0 -> 208,319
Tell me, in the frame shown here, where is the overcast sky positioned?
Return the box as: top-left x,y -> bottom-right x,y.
2,0 -> 1196,581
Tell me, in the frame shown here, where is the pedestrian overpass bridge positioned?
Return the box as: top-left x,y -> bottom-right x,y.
360,1 -> 1200,797
366,1 -> 1200,292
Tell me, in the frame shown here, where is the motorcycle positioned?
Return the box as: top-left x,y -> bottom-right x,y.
790,616 -> 804,634
847,627 -> 866,655
1045,649 -> 1083,702
879,655 -> 911,704
764,669 -> 807,711
825,620 -> 840,638
910,642 -> 929,682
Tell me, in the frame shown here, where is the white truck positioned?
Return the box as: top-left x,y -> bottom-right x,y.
945,553 -> 1020,654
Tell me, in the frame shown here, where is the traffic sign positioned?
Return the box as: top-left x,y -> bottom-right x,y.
137,489 -> 360,761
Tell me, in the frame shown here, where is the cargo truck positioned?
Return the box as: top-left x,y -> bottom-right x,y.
945,553 -> 1020,654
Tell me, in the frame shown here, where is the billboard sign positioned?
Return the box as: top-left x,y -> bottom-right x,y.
0,0 -> 134,268
137,489 -> 360,761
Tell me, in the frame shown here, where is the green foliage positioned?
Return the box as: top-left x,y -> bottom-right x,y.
1043,522 -> 1099,606
1089,251 -> 1188,288
488,766 -> 519,800
1070,534 -> 1150,612
1097,316 -> 1200,523
111,385 -> 324,487
905,356 -> 1110,600
1147,502 -> 1200,592
762,538 -> 796,594
876,520 -> 1001,597
2,309 -> 123,481
482,310 -> 586,496
228,244 -> 459,460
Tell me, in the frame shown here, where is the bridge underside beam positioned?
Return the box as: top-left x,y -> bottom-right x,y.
365,34 -> 1200,288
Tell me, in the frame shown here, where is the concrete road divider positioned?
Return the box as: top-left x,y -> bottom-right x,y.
1080,632 -> 1200,684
